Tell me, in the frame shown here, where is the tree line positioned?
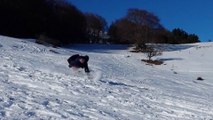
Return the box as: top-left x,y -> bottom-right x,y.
0,0 -> 200,47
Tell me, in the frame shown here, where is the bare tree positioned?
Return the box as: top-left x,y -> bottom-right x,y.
85,13 -> 107,43
126,8 -> 163,50
108,18 -> 136,44
126,8 -> 163,29
109,8 -> 164,49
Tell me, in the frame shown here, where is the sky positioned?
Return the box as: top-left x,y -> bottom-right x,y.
68,0 -> 213,42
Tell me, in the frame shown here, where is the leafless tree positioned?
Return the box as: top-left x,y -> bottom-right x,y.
109,8 -> 163,49
85,13 -> 107,43
126,8 -> 163,50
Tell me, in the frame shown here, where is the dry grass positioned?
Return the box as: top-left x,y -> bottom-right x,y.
142,59 -> 164,65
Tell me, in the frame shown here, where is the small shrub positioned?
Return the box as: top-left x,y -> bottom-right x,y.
144,47 -> 162,61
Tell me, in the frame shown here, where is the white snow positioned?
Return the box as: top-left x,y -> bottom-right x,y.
0,35 -> 213,120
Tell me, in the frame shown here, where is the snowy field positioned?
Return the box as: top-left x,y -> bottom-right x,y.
0,35 -> 213,120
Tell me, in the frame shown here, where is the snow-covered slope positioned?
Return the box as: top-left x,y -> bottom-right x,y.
0,35 -> 212,120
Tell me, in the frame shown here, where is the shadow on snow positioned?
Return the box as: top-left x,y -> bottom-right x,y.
64,44 -> 130,53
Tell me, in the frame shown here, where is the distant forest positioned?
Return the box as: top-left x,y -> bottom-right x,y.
0,0 -> 200,46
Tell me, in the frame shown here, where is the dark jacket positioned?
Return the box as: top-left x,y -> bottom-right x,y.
67,54 -> 90,73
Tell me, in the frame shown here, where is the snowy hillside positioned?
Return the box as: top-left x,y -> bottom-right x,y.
0,35 -> 213,120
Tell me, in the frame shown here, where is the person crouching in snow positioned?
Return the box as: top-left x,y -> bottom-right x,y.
67,54 -> 90,73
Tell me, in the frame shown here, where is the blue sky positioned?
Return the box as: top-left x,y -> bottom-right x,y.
68,0 -> 213,42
